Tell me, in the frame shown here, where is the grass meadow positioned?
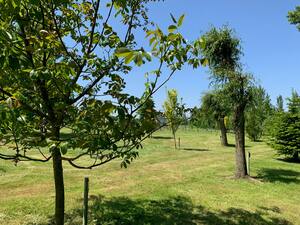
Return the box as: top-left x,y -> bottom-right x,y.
0,128 -> 300,224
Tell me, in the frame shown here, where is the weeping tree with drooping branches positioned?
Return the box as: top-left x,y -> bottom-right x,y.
0,0 -> 204,224
201,26 -> 254,178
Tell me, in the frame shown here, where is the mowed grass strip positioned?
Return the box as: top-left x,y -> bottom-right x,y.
0,128 -> 300,224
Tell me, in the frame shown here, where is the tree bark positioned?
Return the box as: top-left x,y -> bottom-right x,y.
52,149 -> 65,225
219,117 -> 228,146
233,106 -> 248,178
52,126 -> 65,225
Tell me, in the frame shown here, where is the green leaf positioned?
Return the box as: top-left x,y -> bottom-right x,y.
177,14 -> 185,27
143,52 -> 152,62
146,30 -> 155,38
149,36 -> 156,46
168,34 -> 177,41
22,68 -> 33,73
5,31 -> 12,40
168,25 -> 177,33
134,53 -> 143,66
199,38 -> 206,49
200,58 -> 209,66
124,52 -> 135,64
11,0 -> 17,8
115,48 -> 132,57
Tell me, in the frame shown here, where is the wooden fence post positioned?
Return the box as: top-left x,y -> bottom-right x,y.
247,152 -> 251,176
83,177 -> 89,225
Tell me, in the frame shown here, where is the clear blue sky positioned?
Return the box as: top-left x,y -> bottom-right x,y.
123,0 -> 300,110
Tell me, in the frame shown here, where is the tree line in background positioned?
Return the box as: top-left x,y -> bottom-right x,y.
163,88 -> 300,163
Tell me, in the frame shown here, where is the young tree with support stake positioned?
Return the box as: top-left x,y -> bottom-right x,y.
201,26 -> 253,178
163,89 -> 185,149
0,1 -> 204,224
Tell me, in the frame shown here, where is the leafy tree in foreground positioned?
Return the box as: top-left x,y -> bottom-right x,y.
245,86 -> 274,142
0,1 -> 203,224
201,91 -> 230,146
163,89 -> 185,149
201,26 -> 253,178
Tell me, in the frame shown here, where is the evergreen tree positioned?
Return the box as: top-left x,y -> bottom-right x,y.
287,90 -> 300,114
276,95 -> 284,112
269,113 -> 300,161
245,86 -> 274,141
268,91 -> 300,161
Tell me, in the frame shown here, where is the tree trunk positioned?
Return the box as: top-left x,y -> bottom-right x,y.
292,151 -> 299,161
233,106 -> 248,178
172,131 -> 177,149
219,117 -> 228,146
52,149 -> 65,225
52,125 -> 65,225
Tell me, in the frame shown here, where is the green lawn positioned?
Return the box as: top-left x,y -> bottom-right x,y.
0,128 -> 300,225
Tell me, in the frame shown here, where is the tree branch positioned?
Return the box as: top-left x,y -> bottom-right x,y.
0,153 -> 52,162
64,123 -> 168,169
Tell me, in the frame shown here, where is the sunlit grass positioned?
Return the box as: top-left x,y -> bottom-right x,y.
0,128 -> 299,224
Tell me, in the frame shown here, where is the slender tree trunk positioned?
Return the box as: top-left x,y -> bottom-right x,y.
52,127 -> 65,225
233,106 -> 248,178
219,117 -> 228,146
292,151 -> 299,161
172,130 -> 177,149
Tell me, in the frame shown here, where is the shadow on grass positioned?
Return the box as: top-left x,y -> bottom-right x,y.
226,143 -> 250,148
151,136 -> 173,140
28,195 -> 293,225
181,148 -> 210,152
257,168 -> 300,184
227,143 -> 236,147
277,158 -> 300,164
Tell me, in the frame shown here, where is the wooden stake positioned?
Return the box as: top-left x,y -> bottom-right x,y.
83,177 -> 89,225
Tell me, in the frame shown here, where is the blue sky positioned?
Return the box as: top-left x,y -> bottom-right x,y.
122,0 -> 300,110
